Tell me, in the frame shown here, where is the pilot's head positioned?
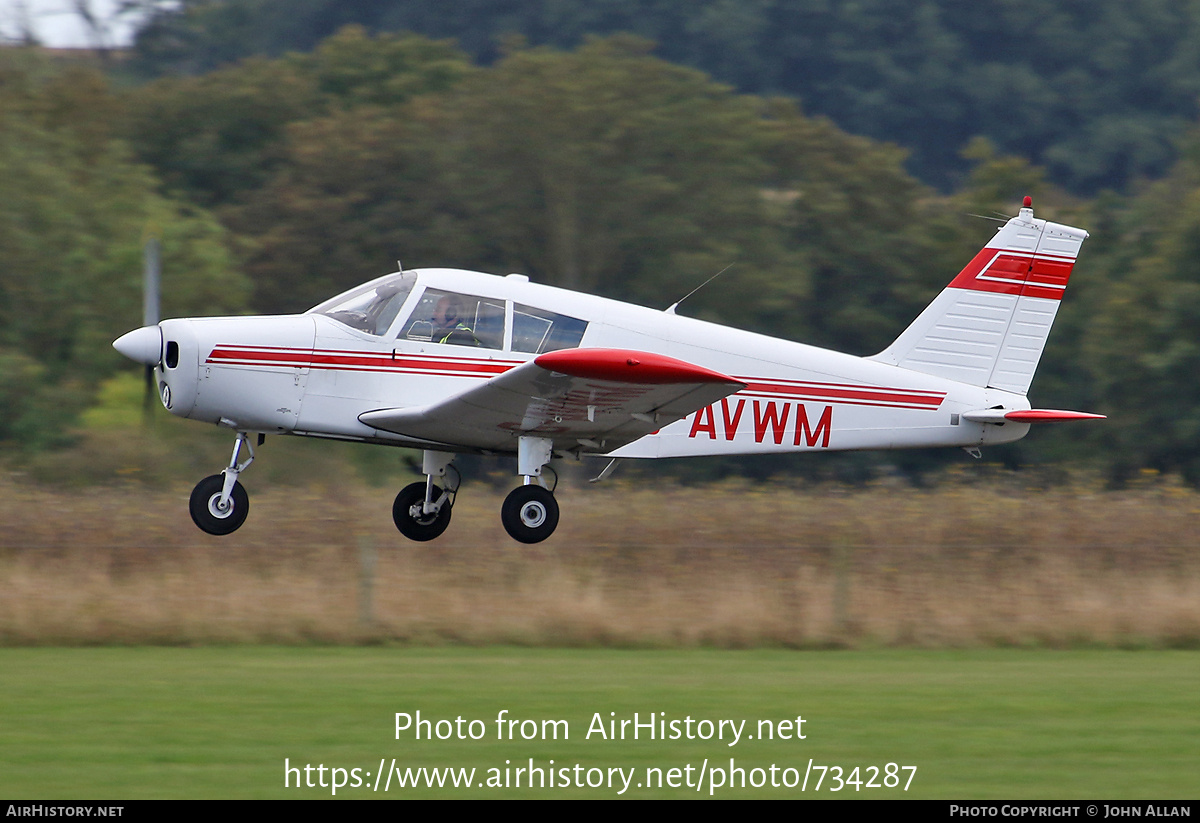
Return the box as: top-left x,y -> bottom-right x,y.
432,296 -> 462,330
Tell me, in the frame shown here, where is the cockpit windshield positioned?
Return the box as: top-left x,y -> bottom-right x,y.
309,272 -> 417,336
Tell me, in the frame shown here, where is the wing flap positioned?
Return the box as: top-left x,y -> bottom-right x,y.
359,348 -> 745,453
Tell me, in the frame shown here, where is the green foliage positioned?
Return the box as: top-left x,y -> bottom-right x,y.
122,57 -> 323,206
224,33 -> 930,347
121,26 -> 472,208
79,373 -> 149,431
764,107 -> 938,353
1084,140 -> 1200,483
0,49 -> 247,454
423,36 -> 779,304
222,35 -> 791,312
0,349 -> 83,452
305,24 -> 473,107
228,102 -> 476,311
123,0 -> 1200,193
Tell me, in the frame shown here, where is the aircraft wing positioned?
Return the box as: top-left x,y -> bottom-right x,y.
359,348 -> 746,454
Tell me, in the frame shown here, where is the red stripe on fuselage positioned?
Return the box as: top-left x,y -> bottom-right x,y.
738,378 -> 945,410
206,346 -> 517,376
205,347 -> 946,411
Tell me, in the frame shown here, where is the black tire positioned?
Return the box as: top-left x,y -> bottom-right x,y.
393,481 -> 452,541
501,485 -> 559,544
189,474 -> 249,535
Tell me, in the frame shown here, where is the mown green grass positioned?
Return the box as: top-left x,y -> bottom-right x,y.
1,647 -> 1196,798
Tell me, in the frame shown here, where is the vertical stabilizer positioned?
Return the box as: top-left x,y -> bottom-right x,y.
870,199 -> 1088,394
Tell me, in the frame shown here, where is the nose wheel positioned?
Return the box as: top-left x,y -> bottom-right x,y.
501,484 -> 559,544
189,474 -> 249,535
188,431 -> 256,535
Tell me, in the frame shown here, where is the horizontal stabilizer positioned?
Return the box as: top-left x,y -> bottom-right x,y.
962,408 -> 1106,424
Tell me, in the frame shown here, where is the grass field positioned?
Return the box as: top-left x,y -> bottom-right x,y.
1,647 -> 1197,798
3,461 -> 1198,798
3,468 -> 1199,647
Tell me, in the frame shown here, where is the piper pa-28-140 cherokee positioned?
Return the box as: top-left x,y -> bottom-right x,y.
113,197 -> 1103,543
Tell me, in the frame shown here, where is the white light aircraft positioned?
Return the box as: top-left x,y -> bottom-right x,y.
114,197 -> 1102,543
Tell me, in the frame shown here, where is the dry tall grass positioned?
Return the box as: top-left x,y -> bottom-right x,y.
2,469 -> 1198,647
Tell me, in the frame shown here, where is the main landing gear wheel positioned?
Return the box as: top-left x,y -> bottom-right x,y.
393,481 -> 452,541
189,474 -> 249,535
501,485 -> 559,544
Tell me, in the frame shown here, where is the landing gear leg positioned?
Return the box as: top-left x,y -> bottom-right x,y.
189,432 -> 256,535
501,437 -> 559,544
393,451 -> 457,541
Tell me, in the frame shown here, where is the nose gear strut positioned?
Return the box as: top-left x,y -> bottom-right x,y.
189,431 -> 258,535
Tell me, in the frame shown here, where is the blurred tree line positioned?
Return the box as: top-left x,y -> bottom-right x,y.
2,18 -> 1200,483
0,49 -> 246,452
124,0 -> 1200,194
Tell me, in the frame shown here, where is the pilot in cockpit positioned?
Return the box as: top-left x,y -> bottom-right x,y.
432,295 -> 482,346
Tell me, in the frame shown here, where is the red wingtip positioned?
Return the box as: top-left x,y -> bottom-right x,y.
535,349 -> 743,385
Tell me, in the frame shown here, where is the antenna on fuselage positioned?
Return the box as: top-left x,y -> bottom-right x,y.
665,263 -> 734,315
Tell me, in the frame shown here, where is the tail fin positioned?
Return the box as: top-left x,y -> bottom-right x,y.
870,198 -> 1088,395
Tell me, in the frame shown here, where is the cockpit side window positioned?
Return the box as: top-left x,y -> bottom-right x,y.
404,289 -> 505,349
311,272 -> 417,336
512,304 -> 588,353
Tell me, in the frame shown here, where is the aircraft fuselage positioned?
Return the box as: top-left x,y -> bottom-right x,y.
153,268 -> 1028,459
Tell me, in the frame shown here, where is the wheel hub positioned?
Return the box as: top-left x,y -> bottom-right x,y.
519,501 -> 547,528
207,494 -> 234,519
409,503 -> 438,525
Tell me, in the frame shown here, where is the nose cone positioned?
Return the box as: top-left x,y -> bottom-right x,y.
113,325 -> 163,366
